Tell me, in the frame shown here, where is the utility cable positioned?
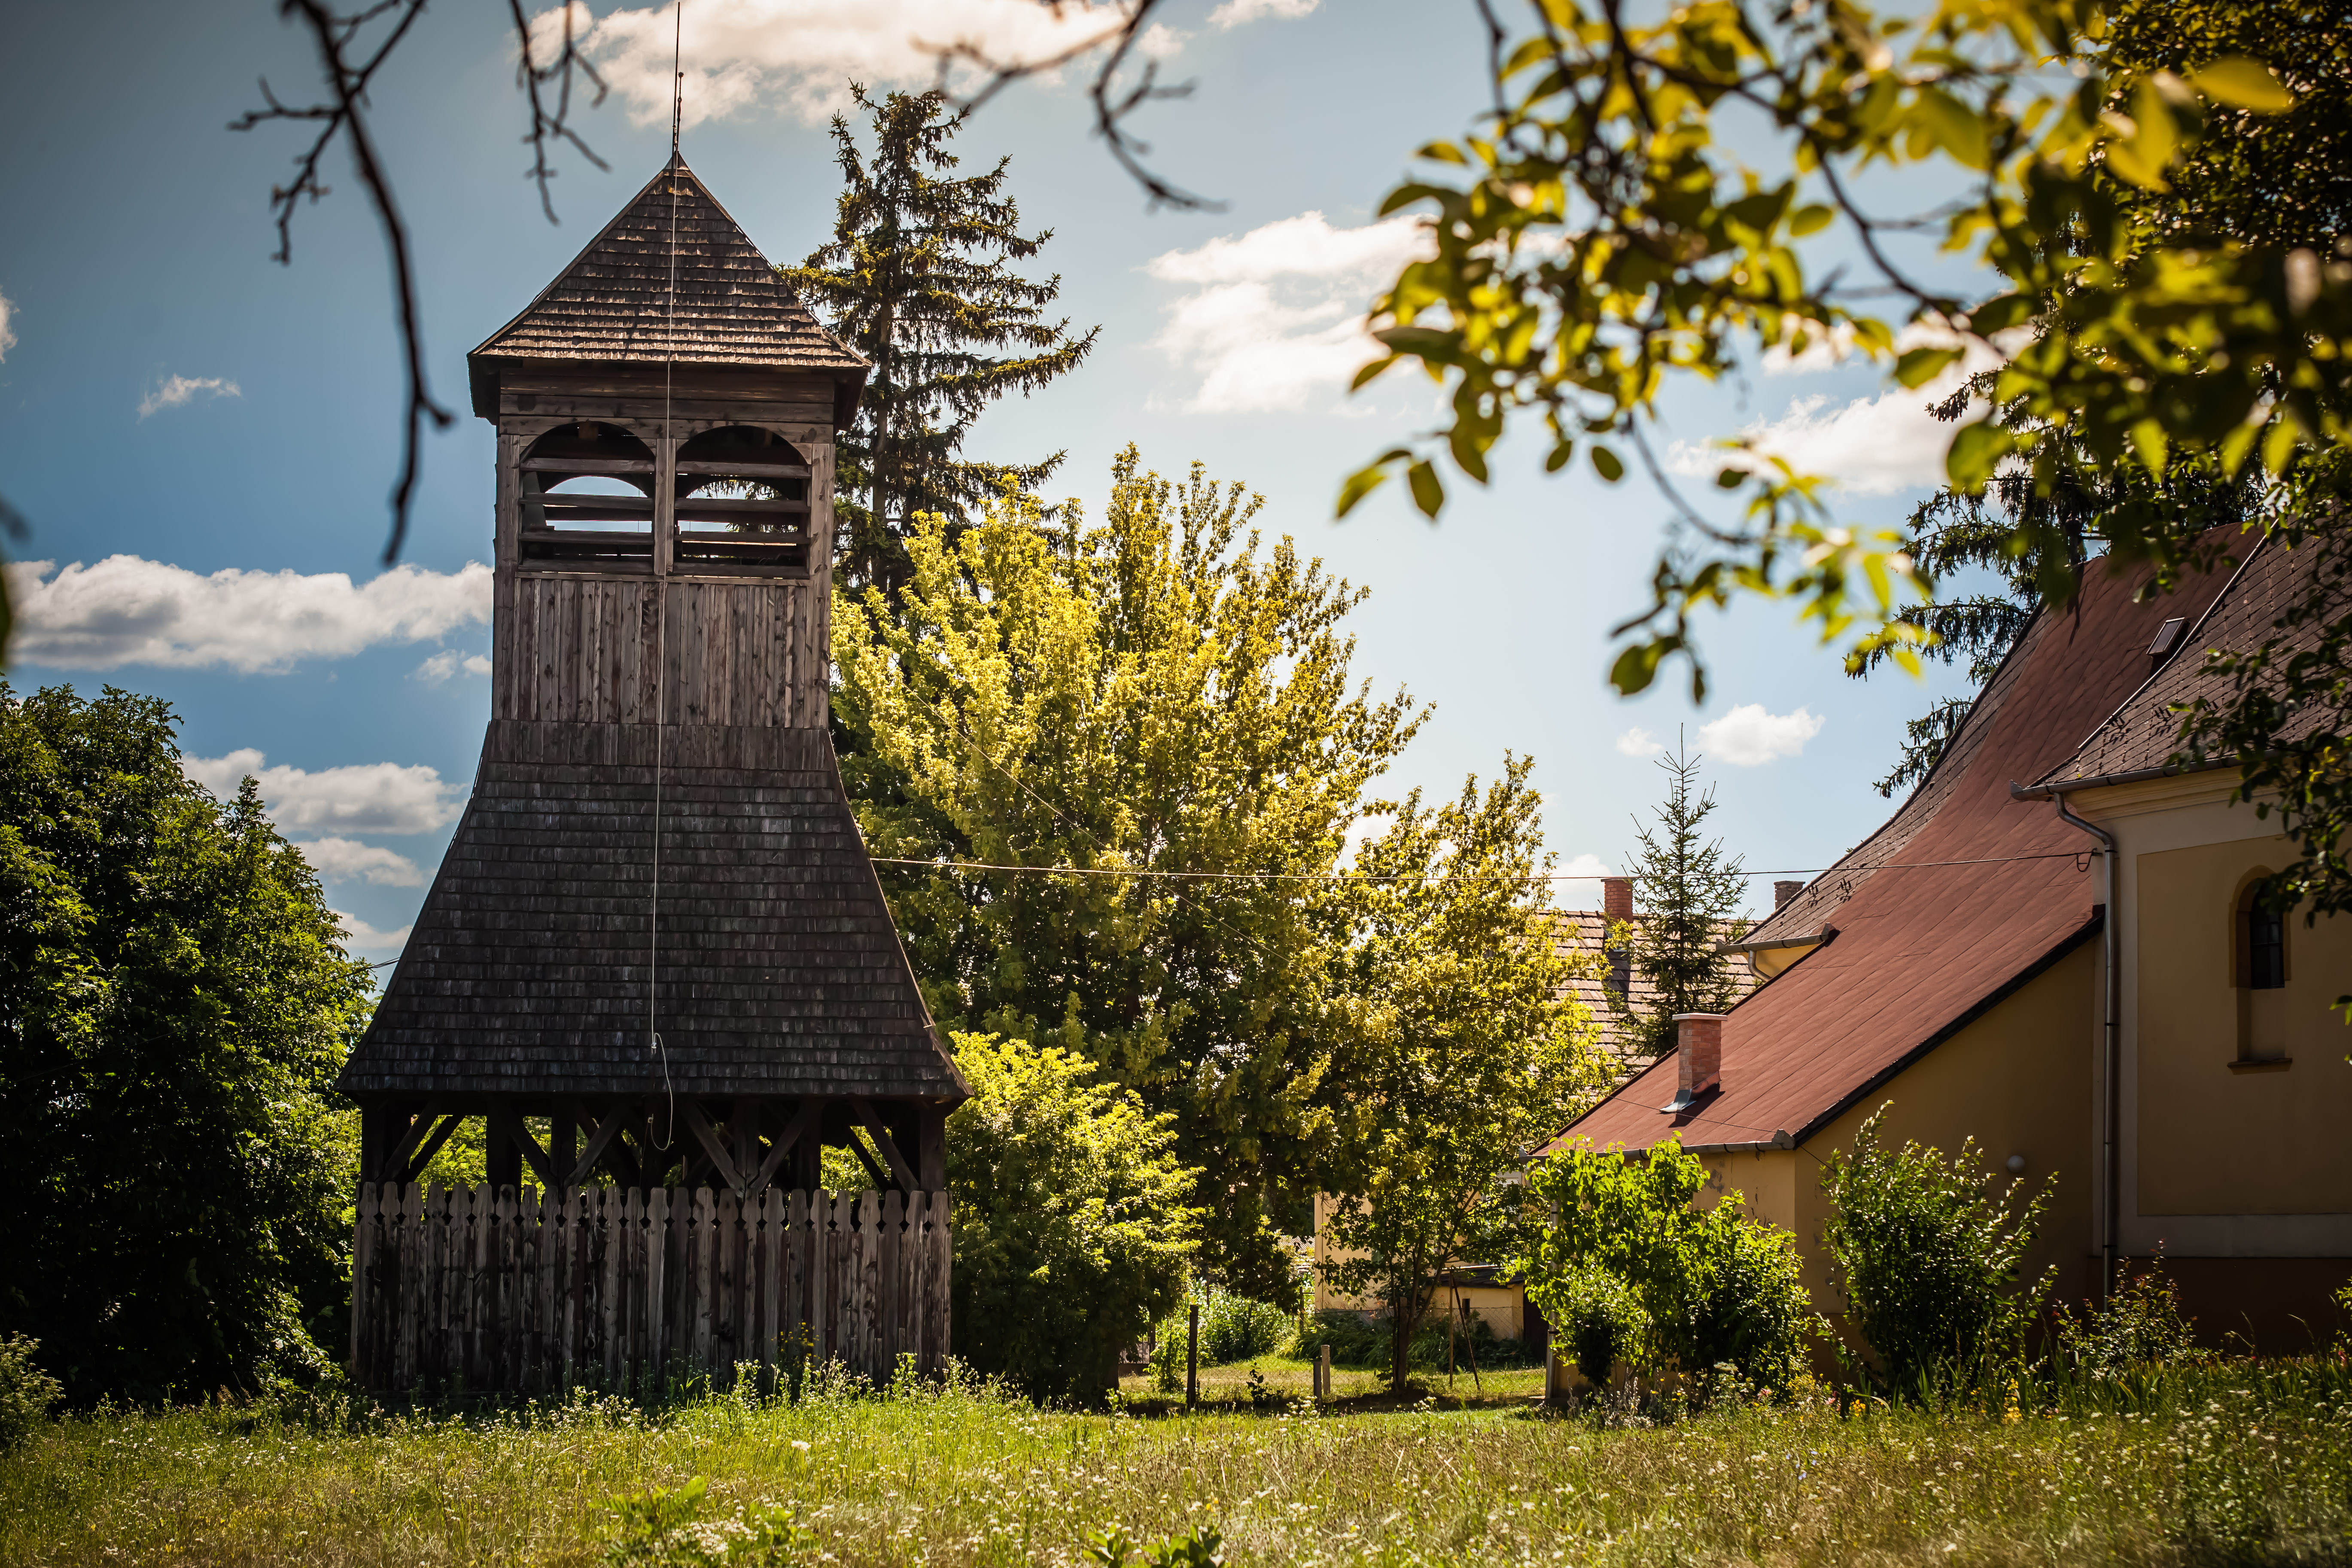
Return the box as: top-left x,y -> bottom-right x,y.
862,849 -> 2099,884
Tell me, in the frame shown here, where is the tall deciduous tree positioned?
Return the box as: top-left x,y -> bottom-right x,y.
785,86 -> 1098,595
0,684 -> 372,1403
832,447 -> 1421,1299
1316,760 -> 1603,1389
1612,742 -> 1748,1059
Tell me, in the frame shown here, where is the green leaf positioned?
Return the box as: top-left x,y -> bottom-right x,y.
1590,445 -> 1625,483
1609,641 -> 1665,696
1945,420 -> 2014,488
1715,467 -> 1747,490
1335,462 -> 1393,519
1546,440 -> 1576,473
1966,293 -> 2034,333
1407,460 -> 1445,519
2190,57 -> 2294,113
1894,347 -> 1962,389
1788,204 -> 1834,237
1417,140 -> 1473,166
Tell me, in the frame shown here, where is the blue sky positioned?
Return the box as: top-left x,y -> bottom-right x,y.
0,0 -> 1997,957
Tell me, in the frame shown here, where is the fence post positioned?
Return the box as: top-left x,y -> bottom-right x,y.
1186,1301 -> 1199,1409
1317,1343 -> 1331,1404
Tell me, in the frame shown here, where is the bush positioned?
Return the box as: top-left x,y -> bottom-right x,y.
0,1334 -> 59,1449
1521,1137 -> 1823,1392
2055,1256 -> 2206,1377
948,1035 -> 1202,1404
1821,1105 -> 2053,1401
1195,1289 -> 1293,1364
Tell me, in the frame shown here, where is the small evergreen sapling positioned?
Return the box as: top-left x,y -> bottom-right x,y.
1611,740 -> 1750,1059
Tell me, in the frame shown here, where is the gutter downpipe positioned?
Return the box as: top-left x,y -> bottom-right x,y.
2013,780 -> 2119,1299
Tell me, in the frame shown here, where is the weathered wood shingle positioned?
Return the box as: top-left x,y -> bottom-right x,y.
338,722 -> 967,1101
468,154 -> 864,416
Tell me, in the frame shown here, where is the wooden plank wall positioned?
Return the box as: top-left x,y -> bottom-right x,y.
350,1184 -> 950,1394
500,577 -> 827,728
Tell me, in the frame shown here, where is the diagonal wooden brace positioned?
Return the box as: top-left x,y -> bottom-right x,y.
851,1098 -> 919,1191
490,1101 -> 555,1189
677,1099 -> 745,1196
564,1099 -> 632,1189
749,1099 -> 818,1196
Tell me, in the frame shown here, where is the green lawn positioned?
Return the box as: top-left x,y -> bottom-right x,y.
3,1360 -> 2348,1567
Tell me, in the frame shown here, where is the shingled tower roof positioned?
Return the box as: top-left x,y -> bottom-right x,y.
467,155 -> 865,417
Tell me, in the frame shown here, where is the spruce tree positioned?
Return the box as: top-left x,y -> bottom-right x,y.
783,87 -> 1098,595
1612,738 -> 1749,1058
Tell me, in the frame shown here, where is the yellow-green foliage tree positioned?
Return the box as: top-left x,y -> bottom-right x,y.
833,448 -> 1420,1298
1317,760 -> 1607,1389
946,1034 -> 1200,1403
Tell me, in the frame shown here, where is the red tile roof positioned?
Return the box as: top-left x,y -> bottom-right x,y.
1545,910 -> 1759,1081
2034,532 -> 2343,789
1552,546 -> 2239,1155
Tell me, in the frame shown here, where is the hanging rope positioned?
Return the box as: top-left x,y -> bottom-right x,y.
647,0 -> 685,1151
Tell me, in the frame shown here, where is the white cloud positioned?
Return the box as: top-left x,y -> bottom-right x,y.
1614,726 -> 1664,758
293,836 -> 426,887
548,0 -> 1162,129
1144,211 -> 1427,414
184,749 -> 466,835
333,910 -> 414,959
6,556 -> 491,673
0,286 -> 15,361
1696,704 -> 1823,766
1555,852 -> 1613,884
1207,0 -> 1317,26
413,649 -> 493,685
138,374 -> 240,420
1684,319 -> 2034,493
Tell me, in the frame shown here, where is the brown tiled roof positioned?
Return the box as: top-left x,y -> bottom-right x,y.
339,721 -> 967,1102
1545,910 -> 1759,1080
1552,546 -> 2238,1155
469,156 -> 865,382
2034,533 -> 2341,789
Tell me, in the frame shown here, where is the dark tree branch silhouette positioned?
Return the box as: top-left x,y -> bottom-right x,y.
228,1 -> 1193,568
231,0 -> 455,566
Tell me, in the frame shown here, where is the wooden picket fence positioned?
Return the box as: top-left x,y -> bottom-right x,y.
350,1183 -> 951,1394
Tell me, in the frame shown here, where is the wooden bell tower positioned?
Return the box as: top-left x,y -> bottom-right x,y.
338,156 -> 967,1209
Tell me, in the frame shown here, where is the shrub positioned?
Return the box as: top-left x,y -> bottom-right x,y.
1520,1137 -> 1823,1391
1195,1289 -> 1293,1364
2055,1257 -> 2206,1377
1821,1105 -> 2053,1401
0,1334 -> 59,1449
948,1035 -> 1202,1404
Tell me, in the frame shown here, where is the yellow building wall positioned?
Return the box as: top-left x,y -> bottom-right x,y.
1696,941 -> 2100,1322
2135,837 -> 2352,1216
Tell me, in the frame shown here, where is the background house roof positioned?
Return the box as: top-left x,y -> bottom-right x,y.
2035,533 -> 2341,790
1552,546 -> 2239,1155
1546,909 -> 1759,1081
467,155 -> 865,414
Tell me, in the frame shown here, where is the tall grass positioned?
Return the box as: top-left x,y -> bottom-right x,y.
3,1357 -> 2349,1566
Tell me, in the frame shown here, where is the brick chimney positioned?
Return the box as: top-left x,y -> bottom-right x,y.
1666,1013 -> 1724,1110
1602,877 -> 1633,921
1774,880 -> 1803,909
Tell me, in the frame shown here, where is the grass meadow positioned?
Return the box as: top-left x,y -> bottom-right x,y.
3,1354 -> 2349,1568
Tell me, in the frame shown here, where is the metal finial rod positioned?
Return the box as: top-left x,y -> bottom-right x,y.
669,1 -> 684,158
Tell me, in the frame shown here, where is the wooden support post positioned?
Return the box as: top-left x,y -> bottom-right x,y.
1318,1343 -> 1332,1404
487,1104 -> 523,1192
1186,1301 -> 1199,1409
549,1108 -> 577,1192
915,1104 -> 946,1190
